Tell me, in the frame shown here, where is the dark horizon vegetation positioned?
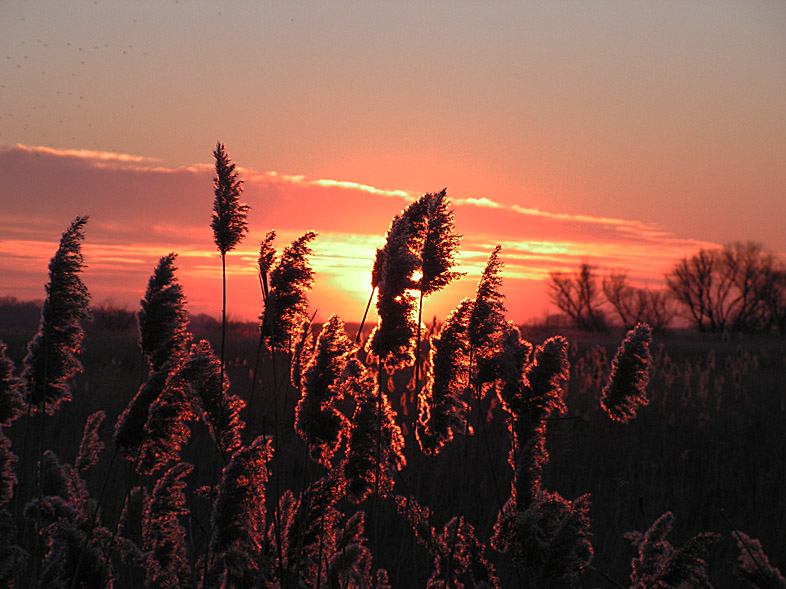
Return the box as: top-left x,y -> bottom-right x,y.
0,147 -> 784,588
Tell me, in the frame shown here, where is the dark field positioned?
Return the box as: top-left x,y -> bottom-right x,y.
2,300 -> 784,587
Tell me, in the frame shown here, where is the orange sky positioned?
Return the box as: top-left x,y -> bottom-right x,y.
0,144 -> 718,324
1,2 -> 785,325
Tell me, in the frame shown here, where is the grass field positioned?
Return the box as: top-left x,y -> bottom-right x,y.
2,297 -> 783,587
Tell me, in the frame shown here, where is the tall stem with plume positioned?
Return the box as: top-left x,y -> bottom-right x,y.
209,141 -> 248,583
22,216 -> 90,582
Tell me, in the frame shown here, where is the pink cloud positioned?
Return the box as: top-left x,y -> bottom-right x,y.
0,143 -> 717,323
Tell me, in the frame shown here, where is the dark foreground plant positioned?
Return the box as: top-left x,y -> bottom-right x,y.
6,160 -> 757,587
732,530 -> 786,589
601,322 -> 651,423
625,511 -> 719,588
0,341 -> 24,427
23,215 -> 91,414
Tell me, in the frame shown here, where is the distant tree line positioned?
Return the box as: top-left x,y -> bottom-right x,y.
548,242 -> 786,335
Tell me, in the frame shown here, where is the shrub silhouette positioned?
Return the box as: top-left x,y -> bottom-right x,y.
666,242 -> 786,334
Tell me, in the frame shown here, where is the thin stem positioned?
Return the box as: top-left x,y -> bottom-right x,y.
587,565 -> 626,589
316,507 -> 326,589
471,387 -> 505,513
220,252 -> 227,385
720,508 -> 770,582
247,329 -> 265,428
356,287 -> 376,343
29,403 -> 46,589
98,440 -> 147,587
413,289 -> 424,436
270,346 -> 286,585
202,251 -> 228,585
373,360 -> 384,565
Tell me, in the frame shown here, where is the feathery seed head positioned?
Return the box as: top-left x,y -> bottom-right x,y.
23,216 -> 90,414
257,230 -> 277,300
492,490 -> 593,587
468,247 -> 507,395
525,336 -> 570,418
145,461 -> 193,587
211,142 -> 249,255
733,531 -> 786,588
208,436 -> 272,585
180,339 -> 245,455
75,410 -> 105,473
416,299 -> 473,455
262,231 -> 317,350
294,315 -> 355,467
368,196 -> 432,369
0,341 -> 25,426
137,253 -> 191,373
420,189 -> 464,296
627,511 -> 719,588
601,323 -> 652,423
137,363 -> 195,474
342,359 -> 406,502
0,431 -> 17,506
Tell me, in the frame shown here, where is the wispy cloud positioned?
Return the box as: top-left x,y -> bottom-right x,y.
0,143 -> 719,322
310,179 -> 414,200
8,143 -> 161,165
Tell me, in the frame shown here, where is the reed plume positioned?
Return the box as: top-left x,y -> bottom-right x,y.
118,486 -> 148,560
114,363 -> 171,460
143,461 -> 192,587
115,256 -> 191,461
325,511 -> 379,589
136,367 -> 195,475
0,509 -> 26,585
491,334 -> 593,587
342,359 -> 405,502
257,230 -> 277,301
211,142 -> 249,256
137,253 -> 190,373
415,299 -> 473,455
180,339 -> 245,456
468,246 -> 507,396
24,445 -> 113,587
0,341 -> 24,426
290,318 -> 315,390
207,436 -> 272,586
74,411 -> 104,474
294,314 -> 355,467
732,531 -> 786,588
395,495 -> 499,588
418,189 -> 463,297
494,490 -> 592,589
0,430 -> 17,506
368,197 -> 428,370
625,512 -> 719,588
510,336 -> 569,503
262,231 -> 317,350
23,216 -> 90,414
275,475 -> 343,586
39,519 -> 110,588
601,322 -> 652,423
412,189 -> 464,424
432,516 -> 499,589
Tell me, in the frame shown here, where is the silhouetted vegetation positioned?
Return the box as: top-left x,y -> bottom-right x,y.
666,242 -> 786,335
548,243 -> 786,337
0,147 -> 784,588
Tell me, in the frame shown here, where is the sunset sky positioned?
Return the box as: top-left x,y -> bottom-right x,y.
1,1 -> 784,325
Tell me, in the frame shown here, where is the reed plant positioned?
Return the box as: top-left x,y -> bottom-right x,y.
1,148 -> 782,588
